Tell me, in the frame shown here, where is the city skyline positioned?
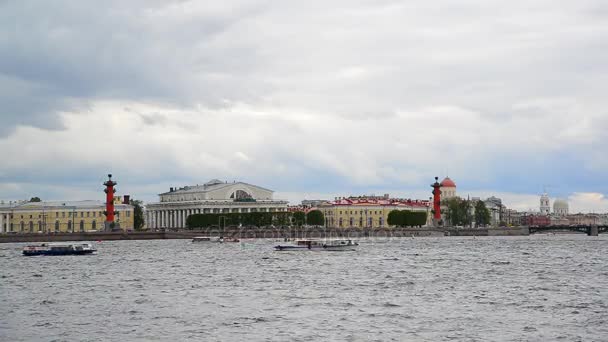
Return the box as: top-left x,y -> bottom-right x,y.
1,1 -> 607,213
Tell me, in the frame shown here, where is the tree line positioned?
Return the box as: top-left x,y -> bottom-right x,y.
185,210 -> 326,229
386,210 -> 428,227
443,198 -> 491,227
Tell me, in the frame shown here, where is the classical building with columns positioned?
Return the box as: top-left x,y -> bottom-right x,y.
0,199 -> 134,233
145,179 -> 288,229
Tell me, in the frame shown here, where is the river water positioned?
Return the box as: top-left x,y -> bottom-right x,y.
1,235 -> 607,341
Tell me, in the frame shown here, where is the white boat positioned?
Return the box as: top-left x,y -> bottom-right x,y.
192,236 -> 240,243
274,239 -> 358,251
23,243 -> 97,256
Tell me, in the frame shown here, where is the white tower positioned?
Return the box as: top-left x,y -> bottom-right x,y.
540,193 -> 550,215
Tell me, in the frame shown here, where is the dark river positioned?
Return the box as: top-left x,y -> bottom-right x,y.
1,235 -> 607,341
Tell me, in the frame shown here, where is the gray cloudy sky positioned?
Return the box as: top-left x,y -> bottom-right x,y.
1,0 -> 608,212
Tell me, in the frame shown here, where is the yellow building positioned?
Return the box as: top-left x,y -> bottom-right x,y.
0,200 -> 134,233
318,196 -> 431,228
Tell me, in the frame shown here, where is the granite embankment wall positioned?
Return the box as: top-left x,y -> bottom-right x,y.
0,227 -> 529,243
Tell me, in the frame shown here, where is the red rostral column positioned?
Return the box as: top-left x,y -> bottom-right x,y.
103,174 -> 117,224
431,176 -> 442,224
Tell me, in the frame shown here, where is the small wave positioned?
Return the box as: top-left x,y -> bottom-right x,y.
134,298 -> 149,304
490,261 -> 511,265
383,302 -> 401,307
40,300 -> 55,305
33,322 -> 52,327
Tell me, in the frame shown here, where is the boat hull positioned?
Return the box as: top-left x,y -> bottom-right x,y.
274,245 -> 357,251
22,249 -> 96,256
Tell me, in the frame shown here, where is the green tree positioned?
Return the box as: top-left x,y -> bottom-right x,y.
29,197 -> 41,202
387,210 -> 402,227
132,200 -> 145,230
401,210 -> 412,227
445,198 -> 472,226
292,211 -> 306,226
306,210 -> 325,226
474,200 -> 491,227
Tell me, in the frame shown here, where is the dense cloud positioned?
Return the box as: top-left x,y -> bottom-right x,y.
0,0 -> 607,210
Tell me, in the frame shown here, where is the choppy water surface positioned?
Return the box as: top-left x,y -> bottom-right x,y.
1,235 -> 607,341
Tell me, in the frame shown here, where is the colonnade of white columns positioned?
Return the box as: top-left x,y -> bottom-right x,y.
145,207 -> 285,229
147,208 -> 206,229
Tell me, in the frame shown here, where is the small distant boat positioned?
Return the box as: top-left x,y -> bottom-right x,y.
274,239 -> 358,251
192,236 -> 240,243
22,243 -> 96,256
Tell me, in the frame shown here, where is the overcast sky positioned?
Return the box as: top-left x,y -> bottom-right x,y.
1,0 -> 607,212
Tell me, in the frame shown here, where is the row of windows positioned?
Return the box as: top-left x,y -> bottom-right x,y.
325,217 -> 385,227
325,210 -> 385,216
2,211 -> 131,220
153,207 -> 284,214
4,220 -> 99,232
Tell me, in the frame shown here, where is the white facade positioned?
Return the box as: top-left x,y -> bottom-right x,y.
553,199 -> 569,216
540,193 -> 550,215
145,179 -> 288,229
440,177 -> 457,199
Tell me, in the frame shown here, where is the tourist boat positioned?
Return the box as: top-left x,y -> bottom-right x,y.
192,236 -> 240,243
22,243 -> 97,256
274,239 -> 358,251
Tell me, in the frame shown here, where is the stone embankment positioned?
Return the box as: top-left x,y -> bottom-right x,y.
0,226 -> 530,243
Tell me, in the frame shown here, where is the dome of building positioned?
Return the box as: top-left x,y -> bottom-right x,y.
440,177 -> 457,199
440,177 -> 456,188
553,198 -> 569,216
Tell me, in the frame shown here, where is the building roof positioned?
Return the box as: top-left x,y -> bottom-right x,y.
160,180 -> 273,196
440,177 -> 456,188
321,197 -> 429,208
4,200 -> 131,210
553,198 -> 569,208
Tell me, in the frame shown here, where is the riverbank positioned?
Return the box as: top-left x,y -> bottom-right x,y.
0,226 -> 531,243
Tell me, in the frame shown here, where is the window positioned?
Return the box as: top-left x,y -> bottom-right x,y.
29,221 -> 34,232
62,212 -> 65,218
126,211 -> 131,217
56,212 -> 59,218
67,221 -> 72,232
29,215 -> 32,219
93,212 -> 96,217
38,221 -> 42,232
55,221 -> 60,232
20,221 -> 24,232
81,212 -> 84,218
80,221 -> 84,232
92,221 -> 96,230
87,212 -> 90,217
